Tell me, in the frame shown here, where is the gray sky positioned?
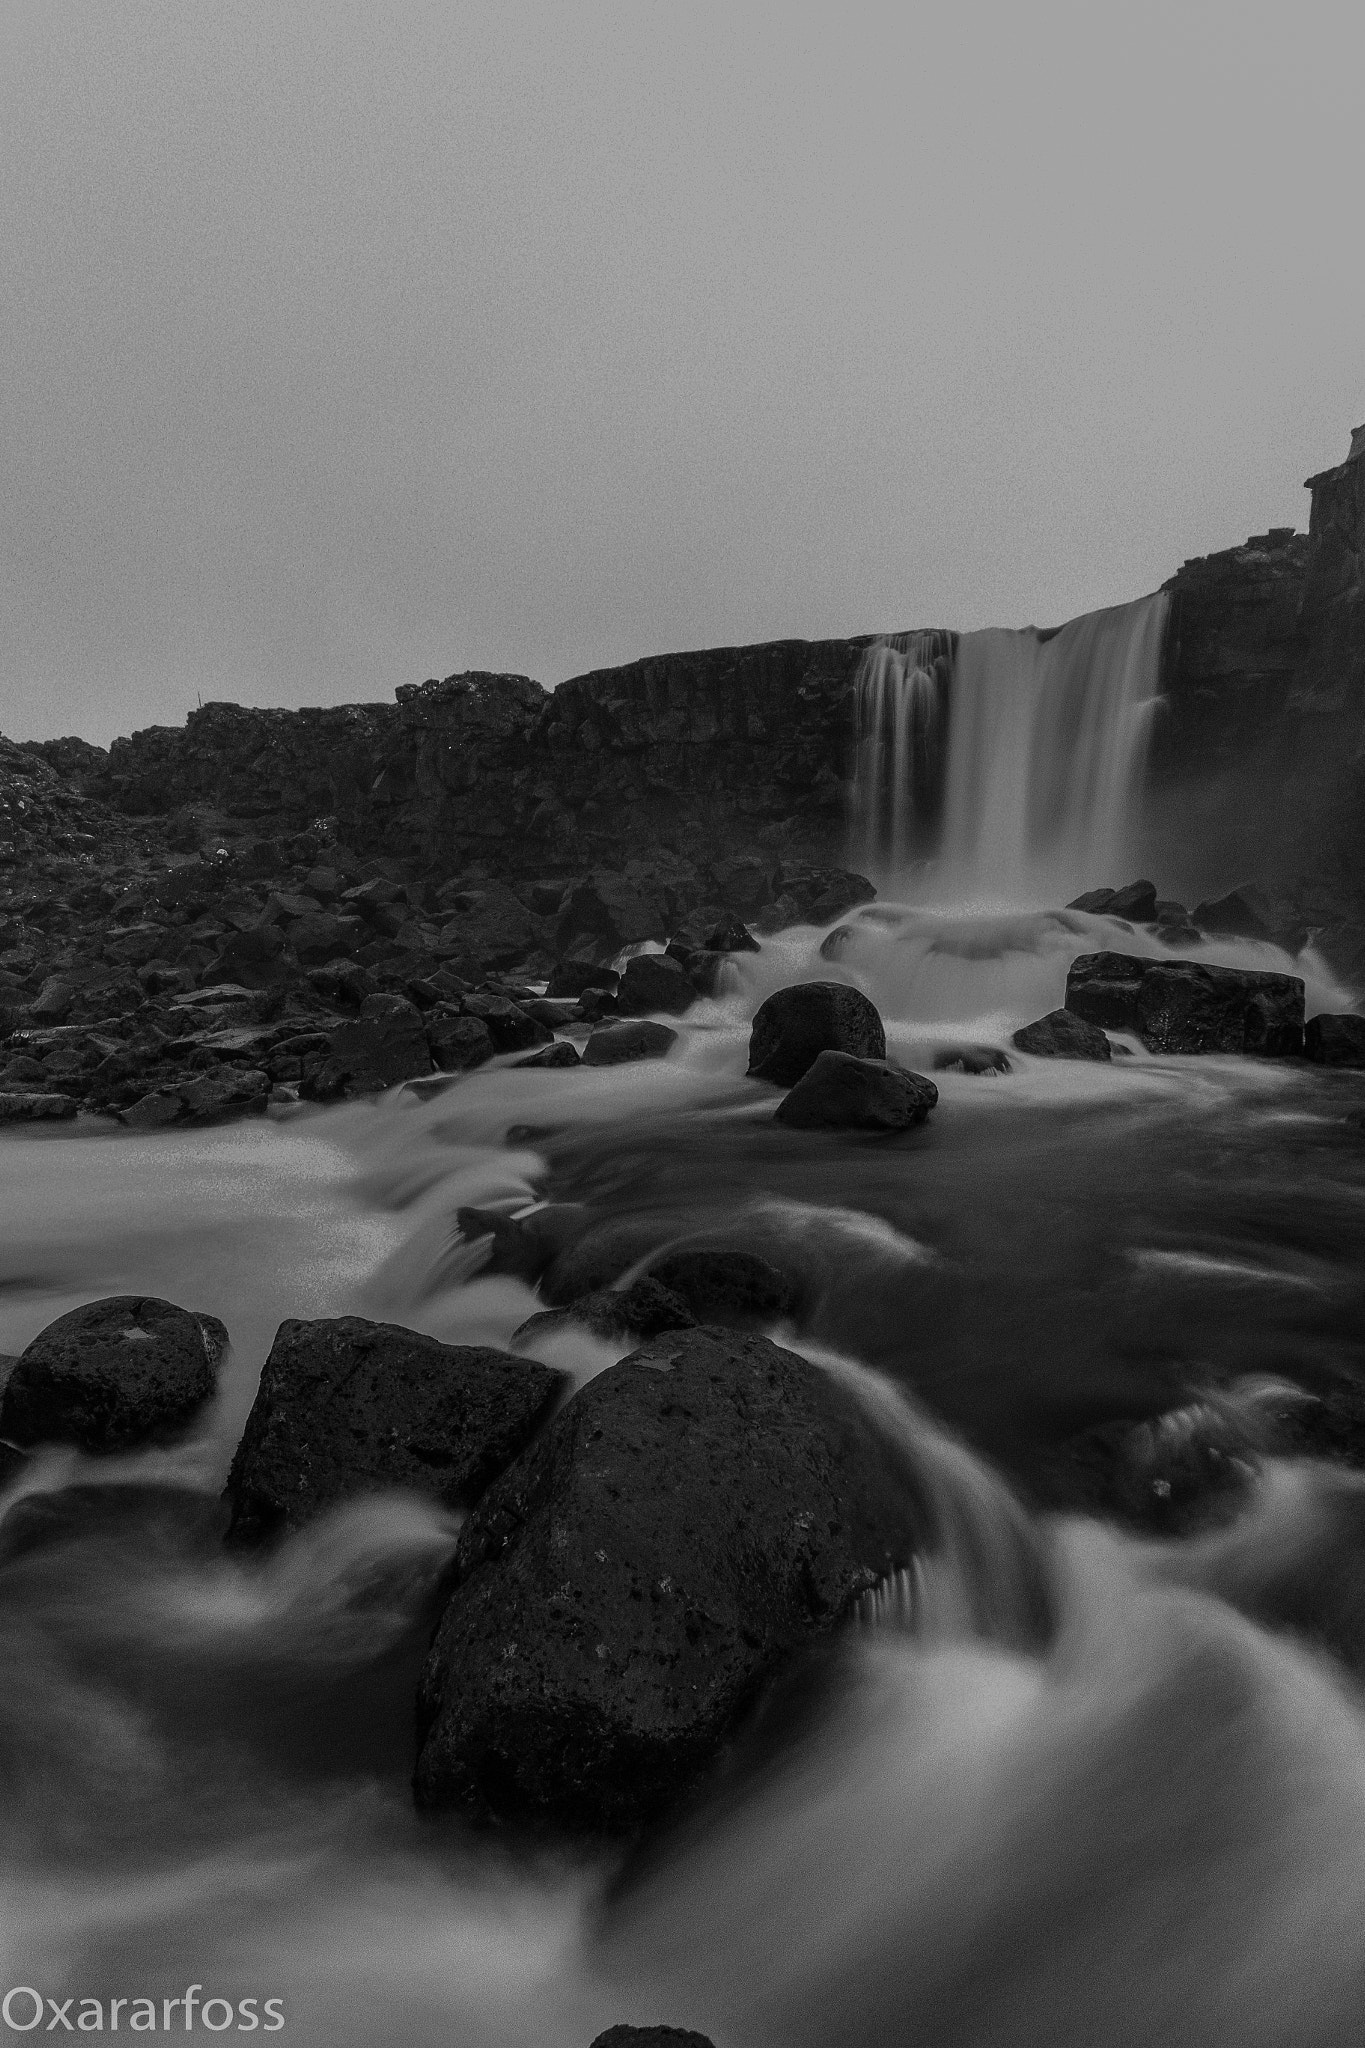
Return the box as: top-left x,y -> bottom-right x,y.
3,1 -> 1362,746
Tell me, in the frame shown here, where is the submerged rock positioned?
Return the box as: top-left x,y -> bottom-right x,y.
0,1296 -> 228,1453
1065,951 -> 1304,1056
647,1250 -> 797,1326
1011,1009 -> 1113,1061
224,1316 -> 564,1544
774,1050 -> 938,1130
582,1020 -> 679,1066
930,1043 -> 1012,1075
413,1327 -> 920,1832
514,1039 -> 582,1069
513,1277 -> 697,1348
747,982 -> 886,1088
1305,1013 -> 1365,1068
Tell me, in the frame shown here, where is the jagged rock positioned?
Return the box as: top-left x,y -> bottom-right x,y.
1192,889 -> 1273,940
287,911 -> 367,962
617,953 -> 696,1016
179,1066 -> 271,1123
121,1090 -> 185,1129
1105,879 -> 1159,923
413,1327 -> 920,1831
775,1050 -> 938,1130
647,1250 -> 797,1325
514,1039 -> 581,1069
462,994 -> 553,1054
437,882 -> 547,972
210,924 -> 286,988
0,1091 -> 78,1122
582,1021 -> 678,1066
0,1296 -> 228,1453
1011,1009 -> 1113,1061
556,870 -> 671,961
1067,888 -> 1116,914
223,1316 -> 564,1544
546,960 -> 620,999
513,1277 -> 696,1348
769,863 -> 877,927
1065,952 -> 1304,1056
1305,1013 -> 1365,1068
327,992 -> 432,1088
747,982 -> 885,1088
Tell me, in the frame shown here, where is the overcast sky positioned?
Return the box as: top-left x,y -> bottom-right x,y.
2,2 -> 1362,746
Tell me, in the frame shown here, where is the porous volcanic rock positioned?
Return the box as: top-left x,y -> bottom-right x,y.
413,1327 -> 920,1832
747,982 -> 886,1088
224,1316 -> 564,1544
1065,952 -> 1304,1056
0,1296 -> 228,1453
774,1050 -> 938,1130
1011,1009 -> 1113,1061
1305,1013 -> 1365,1068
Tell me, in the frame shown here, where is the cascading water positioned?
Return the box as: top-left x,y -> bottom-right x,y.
849,631 -> 954,875
852,593 -> 1169,900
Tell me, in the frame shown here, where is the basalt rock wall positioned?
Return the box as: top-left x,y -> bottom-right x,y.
93,640 -> 874,879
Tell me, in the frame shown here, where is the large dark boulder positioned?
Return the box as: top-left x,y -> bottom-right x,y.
463,994 -> 554,1054
774,1050 -> 938,1130
1305,1013 -> 1365,1068
427,1011 -> 495,1072
582,1021 -> 678,1066
328,992 -> 432,1088
1066,887 -> 1116,914
547,960 -> 620,999
1011,1009 -> 1113,1061
616,953 -> 697,1016
1192,888 -> 1273,941
1105,879 -> 1159,923
224,1317 -> 564,1545
414,1327 -> 921,1832
1065,951 -> 1304,1055
747,982 -> 885,1088
0,1297 -> 228,1453
211,924 -> 286,988
647,1251 -> 796,1326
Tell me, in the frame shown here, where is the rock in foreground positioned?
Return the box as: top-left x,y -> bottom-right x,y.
774,1049 -> 938,1130
1065,952 -> 1304,1056
1011,1009 -> 1113,1061
747,982 -> 886,1088
582,1020 -> 678,1066
0,1296 -> 228,1453
224,1317 -> 564,1544
1305,1013 -> 1365,1069
414,1327 -> 919,1832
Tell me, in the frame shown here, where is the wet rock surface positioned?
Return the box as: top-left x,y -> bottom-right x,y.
224,1317 -> 564,1545
589,2030 -> 717,2047
1012,1009 -> 1114,1061
582,1021 -> 679,1066
774,1050 -> 938,1129
0,1296 -> 228,1453
747,982 -> 886,1087
413,1326 -> 920,1832
1305,1013 -> 1365,1068
1065,951 -> 1304,1056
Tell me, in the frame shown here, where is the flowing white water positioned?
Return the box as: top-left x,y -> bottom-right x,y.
852,594 -> 1169,900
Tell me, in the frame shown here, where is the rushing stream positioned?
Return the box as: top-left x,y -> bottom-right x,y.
2,905 -> 1364,2045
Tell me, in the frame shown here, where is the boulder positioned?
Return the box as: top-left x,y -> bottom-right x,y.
513,1277 -> 696,1348
1011,1009 -> 1113,1061
616,953 -> 696,1016
413,1327 -> 921,1831
774,1050 -> 937,1131
121,1090 -> 185,1129
211,924 -> 286,988
224,1316 -> 564,1544
1304,1013 -> 1365,1068
328,993 -> 432,1088
556,871 -> 670,961
930,1043 -> 1012,1075
747,982 -> 886,1088
514,1040 -> 581,1069
1192,889 -> 1273,941
700,912 -> 760,954
0,1296 -> 228,1453
1065,952 -> 1304,1056
547,960 -> 620,999
1066,888 -> 1116,914
437,882 -> 547,970
771,863 -> 877,926
178,1066 -> 271,1123
427,1012 -> 495,1072
582,1021 -> 678,1066
647,1250 -> 797,1326
462,994 -> 553,1054
286,911 -> 367,962
1106,879 -> 1159,923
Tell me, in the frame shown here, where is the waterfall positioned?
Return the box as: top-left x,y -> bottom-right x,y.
849,631 -> 954,875
851,593 -> 1169,901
